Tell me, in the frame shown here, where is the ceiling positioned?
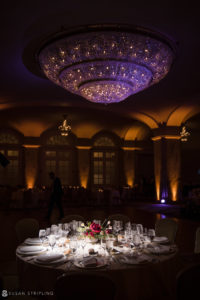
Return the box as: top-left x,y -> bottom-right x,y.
1,0 -> 200,135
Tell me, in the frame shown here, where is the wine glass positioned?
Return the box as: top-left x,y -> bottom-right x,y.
48,235 -> 56,251
39,229 -> 46,246
45,227 -> 51,237
80,237 -> 86,257
69,237 -> 77,254
136,224 -> 143,235
51,225 -> 58,234
113,220 -> 123,234
148,229 -> 155,241
100,238 -> 106,255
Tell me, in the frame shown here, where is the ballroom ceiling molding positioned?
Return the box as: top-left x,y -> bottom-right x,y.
166,105 -> 200,126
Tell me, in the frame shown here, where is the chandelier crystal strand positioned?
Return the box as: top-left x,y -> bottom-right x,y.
38,26 -> 175,104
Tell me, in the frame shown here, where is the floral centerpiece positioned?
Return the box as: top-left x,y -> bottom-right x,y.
78,220 -> 113,241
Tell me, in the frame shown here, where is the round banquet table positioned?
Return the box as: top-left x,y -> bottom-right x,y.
16,244 -> 179,300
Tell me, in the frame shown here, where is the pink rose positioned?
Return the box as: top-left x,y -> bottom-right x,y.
85,232 -> 88,236
90,222 -> 101,233
105,229 -> 112,234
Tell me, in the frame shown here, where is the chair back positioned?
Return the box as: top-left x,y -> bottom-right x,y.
15,218 -> 39,244
176,263 -> 200,300
60,214 -> 85,223
54,272 -> 116,300
155,218 -> 178,243
194,227 -> 200,254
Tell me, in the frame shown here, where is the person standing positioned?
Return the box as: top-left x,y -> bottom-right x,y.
47,172 -> 64,221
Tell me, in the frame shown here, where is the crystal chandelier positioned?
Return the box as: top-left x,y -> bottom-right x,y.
58,115 -> 71,136
180,126 -> 190,142
37,24 -> 175,104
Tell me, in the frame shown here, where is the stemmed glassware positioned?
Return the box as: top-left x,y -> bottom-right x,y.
113,220 -> 123,234
148,229 -> 155,241
69,237 -> 77,255
48,235 -> 56,252
136,224 -> 143,235
39,229 -> 46,246
80,237 -> 86,257
100,237 -> 106,255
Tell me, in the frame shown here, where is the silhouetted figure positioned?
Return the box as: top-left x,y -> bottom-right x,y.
47,172 -> 64,221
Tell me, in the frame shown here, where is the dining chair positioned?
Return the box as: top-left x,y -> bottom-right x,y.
15,218 -> 39,244
60,214 -> 85,223
176,263 -> 200,300
107,213 -> 130,223
194,226 -> 200,254
155,218 -> 178,243
54,272 -> 116,300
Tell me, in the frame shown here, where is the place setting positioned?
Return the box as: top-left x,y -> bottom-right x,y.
73,256 -> 108,269
16,245 -> 46,257
145,244 -> 177,255
34,253 -> 68,267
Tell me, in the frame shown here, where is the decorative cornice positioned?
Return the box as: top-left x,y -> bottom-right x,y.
23,144 -> 40,149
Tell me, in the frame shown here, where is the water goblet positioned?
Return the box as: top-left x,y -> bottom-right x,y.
69,237 -> 77,254
113,220 -> 123,235
39,229 -> 46,246
148,229 -> 155,241
48,235 -> 56,252
46,227 -> 51,237
100,238 -> 106,255
136,224 -> 143,235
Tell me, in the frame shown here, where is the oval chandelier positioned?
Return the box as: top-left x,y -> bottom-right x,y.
37,24 -> 175,104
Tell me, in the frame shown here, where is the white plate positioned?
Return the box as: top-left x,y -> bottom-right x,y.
24,238 -> 42,245
148,245 -> 174,255
17,249 -> 46,256
121,255 -> 151,265
34,256 -> 67,266
36,253 -> 63,263
17,246 -> 46,256
18,246 -> 44,252
153,236 -> 169,243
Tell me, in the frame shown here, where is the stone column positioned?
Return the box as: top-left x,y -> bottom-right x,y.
123,147 -> 136,187
152,127 -> 181,202
77,146 -> 91,188
23,145 -> 40,188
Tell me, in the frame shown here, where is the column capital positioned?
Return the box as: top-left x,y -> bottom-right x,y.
122,146 -> 143,151
76,146 -> 91,150
23,144 -> 40,149
151,126 -> 181,141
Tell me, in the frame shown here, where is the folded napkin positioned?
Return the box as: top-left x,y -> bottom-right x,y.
82,257 -> 98,267
19,246 -> 44,253
153,236 -> 168,243
36,253 -> 63,263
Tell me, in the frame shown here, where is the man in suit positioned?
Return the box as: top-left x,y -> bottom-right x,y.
47,172 -> 64,221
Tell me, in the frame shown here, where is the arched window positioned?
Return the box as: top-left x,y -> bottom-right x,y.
40,132 -> 77,186
91,134 -> 119,187
0,131 -> 23,186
